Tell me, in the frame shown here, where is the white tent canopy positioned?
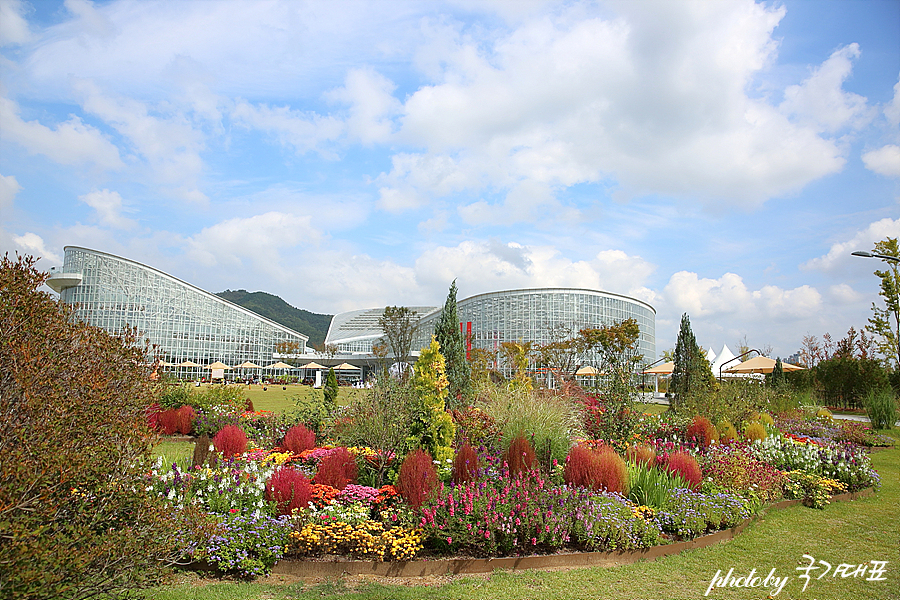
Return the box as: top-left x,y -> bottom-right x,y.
705,346 -> 717,364
710,344 -> 737,378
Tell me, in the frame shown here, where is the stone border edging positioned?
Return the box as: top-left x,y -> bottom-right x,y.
270,487 -> 874,578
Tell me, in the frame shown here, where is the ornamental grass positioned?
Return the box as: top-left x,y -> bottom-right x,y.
312,446 -> 357,490
266,466 -> 313,516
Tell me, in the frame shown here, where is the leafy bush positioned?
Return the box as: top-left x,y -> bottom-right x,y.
193,405 -> 242,437
864,387 -> 897,429
213,425 -> 248,458
409,337 -> 456,463
266,467 -> 313,516
158,408 -> 180,435
626,443 -> 657,468
503,434 -> 536,475
313,447 -> 358,490
675,379 -> 781,428
396,449 -> 438,510
686,416 -> 718,447
160,383 -> 197,409
0,254 -> 187,599
717,420 -> 737,443
452,442 -> 480,484
283,424 -> 316,454
176,404 -> 197,435
595,448 -> 629,494
279,394 -> 331,437
664,451 -> 701,490
193,385 -> 249,413
564,445 -> 601,489
743,422 -> 767,443
332,376 -> 414,488
452,406 -> 501,448
580,391 -> 637,447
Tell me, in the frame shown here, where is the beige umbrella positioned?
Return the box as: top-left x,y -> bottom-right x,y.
235,361 -> 262,369
333,362 -> 360,370
724,356 -> 805,374
575,365 -> 599,376
642,361 -> 675,375
264,361 -> 295,370
298,361 -> 327,370
206,361 -> 232,370
178,360 -> 201,367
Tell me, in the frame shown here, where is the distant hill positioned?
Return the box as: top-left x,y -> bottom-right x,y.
215,289 -> 332,348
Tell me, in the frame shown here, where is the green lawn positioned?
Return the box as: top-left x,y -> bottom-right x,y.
146,432 -> 899,600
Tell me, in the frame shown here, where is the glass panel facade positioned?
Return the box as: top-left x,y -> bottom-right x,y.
57,247 -> 308,367
415,288 -> 655,376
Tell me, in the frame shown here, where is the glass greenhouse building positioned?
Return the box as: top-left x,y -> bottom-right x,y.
414,288 -> 656,377
48,247 -> 308,370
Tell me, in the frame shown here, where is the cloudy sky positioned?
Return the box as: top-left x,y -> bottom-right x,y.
1,0 -> 898,359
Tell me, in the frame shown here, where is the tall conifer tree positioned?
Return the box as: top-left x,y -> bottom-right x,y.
671,313 -> 714,402
434,280 -> 472,408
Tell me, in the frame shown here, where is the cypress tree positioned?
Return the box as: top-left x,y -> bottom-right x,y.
671,313 -> 714,402
323,367 -> 339,408
434,279 -> 472,408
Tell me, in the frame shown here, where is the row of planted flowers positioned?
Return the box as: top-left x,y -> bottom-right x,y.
147,409 -> 883,579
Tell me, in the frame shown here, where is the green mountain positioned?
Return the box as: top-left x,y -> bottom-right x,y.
215,289 -> 332,348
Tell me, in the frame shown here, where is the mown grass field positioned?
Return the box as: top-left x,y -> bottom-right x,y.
147,430 -> 899,600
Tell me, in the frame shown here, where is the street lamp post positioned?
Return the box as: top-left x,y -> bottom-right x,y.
852,250 -> 900,367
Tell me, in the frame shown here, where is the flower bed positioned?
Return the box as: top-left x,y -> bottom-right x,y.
147,407 -> 884,579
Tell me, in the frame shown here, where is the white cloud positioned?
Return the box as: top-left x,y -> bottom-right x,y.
78,189 -> 137,229
804,218 -> 900,272
885,77 -> 900,128
862,145 -> 900,178
413,240 -> 654,300
0,96 -> 123,170
780,44 -> 872,132
186,211 -> 322,279
0,173 -> 22,213
326,68 -> 401,145
662,271 -> 821,320
828,283 -> 863,305
0,0 -> 32,46
12,232 -> 62,264
379,0 -> 850,213
74,80 -> 208,203
231,100 -> 344,156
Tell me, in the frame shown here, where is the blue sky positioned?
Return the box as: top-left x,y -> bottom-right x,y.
1,0 -> 898,359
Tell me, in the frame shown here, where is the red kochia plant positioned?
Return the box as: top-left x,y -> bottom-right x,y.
665,451 -> 702,490
176,405 -> 196,435
266,466 -> 313,515
283,424 -> 316,454
212,424 -> 247,458
503,434 -> 536,475
245,398 -> 255,412
158,409 -> 179,435
452,442 -> 480,484
594,448 -> 629,494
396,449 -> 438,510
564,445 -> 601,489
687,416 -> 718,447
626,443 -> 657,468
312,446 -> 357,490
